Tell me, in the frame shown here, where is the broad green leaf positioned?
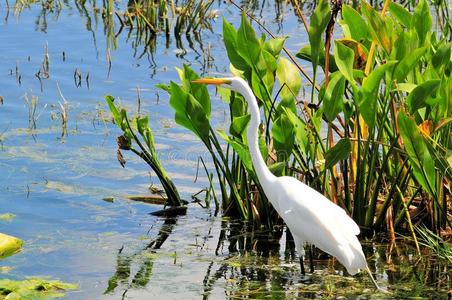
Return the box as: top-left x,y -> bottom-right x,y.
230,92 -> 247,118
169,82 -> 210,141
358,61 -> 397,128
425,143 -> 452,182
325,138 -> 352,169
223,18 -> 248,71
388,2 -> 412,28
308,0 -> 331,77
322,71 -> 345,121
0,233 -> 23,260
237,13 -> 261,66
276,57 -> 302,103
231,114 -> 250,137
284,108 -> 308,153
155,83 -> 170,93
169,81 -> 195,134
406,80 -> 441,113
398,111 -> 436,197
251,71 -> 270,104
105,95 -> 123,129
334,41 -> 355,84
264,37 -> 286,59
136,116 -> 149,137
136,116 -> 155,149
258,131 -> 269,162
394,46 -> 428,82
362,61 -> 398,96
362,2 -> 392,54
256,50 -> 277,83
432,42 -> 452,69
393,83 -> 417,93
296,45 -> 338,72
217,130 -> 253,173
180,65 -> 211,118
272,114 -> 294,161
342,5 -> 369,41
268,162 -> 286,176
411,0 -> 432,46
185,93 -> 211,141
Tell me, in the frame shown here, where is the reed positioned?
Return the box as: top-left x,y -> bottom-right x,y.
160,1 -> 451,235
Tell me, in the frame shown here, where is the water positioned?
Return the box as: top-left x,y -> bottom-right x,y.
0,1 -> 449,299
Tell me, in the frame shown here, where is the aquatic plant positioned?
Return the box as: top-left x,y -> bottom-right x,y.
0,278 -> 77,299
163,0 -> 451,236
416,226 -> 452,263
105,95 -> 183,208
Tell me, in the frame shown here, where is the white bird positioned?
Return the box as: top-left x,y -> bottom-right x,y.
193,77 -> 381,289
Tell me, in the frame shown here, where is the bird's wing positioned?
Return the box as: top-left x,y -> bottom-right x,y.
275,177 -> 366,274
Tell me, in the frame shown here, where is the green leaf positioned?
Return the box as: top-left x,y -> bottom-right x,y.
406,80 -> 441,113
334,41 -> 355,84
105,95 -> 123,129
223,18 -> 249,71
398,111 -> 436,197
264,37 -> 286,59
181,65 -> 211,118
136,116 -> 149,136
394,46 -> 428,82
155,83 -> 171,93
231,114 -> 251,137
325,138 -> 352,169
269,162 -> 286,176
136,116 -> 155,149
432,42 -> 452,69
256,50 -> 277,79
388,2 -> 412,28
342,5 -> 369,41
411,0 -> 432,46
237,13 -> 261,67
296,45 -> 338,73
272,114 -> 294,161
276,57 -> 302,103
322,71 -> 345,121
308,0 -> 331,77
169,82 -> 210,141
362,61 -> 398,96
169,82 -> 195,134
283,108 -> 308,153
359,61 -> 397,128
362,2 -> 392,54
217,130 -> 253,173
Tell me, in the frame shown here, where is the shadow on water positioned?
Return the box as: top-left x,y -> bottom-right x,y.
104,214 -> 179,298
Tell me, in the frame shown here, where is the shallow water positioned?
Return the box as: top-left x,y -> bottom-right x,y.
0,1 -> 449,299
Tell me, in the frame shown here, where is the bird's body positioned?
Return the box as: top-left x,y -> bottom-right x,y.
193,77 -> 377,282
263,175 -> 366,275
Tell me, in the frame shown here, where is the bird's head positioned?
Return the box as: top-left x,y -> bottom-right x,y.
192,77 -> 247,94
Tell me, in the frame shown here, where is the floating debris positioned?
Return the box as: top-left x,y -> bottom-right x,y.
0,213 -> 15,222
0,233 -> 23,260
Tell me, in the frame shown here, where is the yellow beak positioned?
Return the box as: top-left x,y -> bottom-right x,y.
192,78 -> 230,85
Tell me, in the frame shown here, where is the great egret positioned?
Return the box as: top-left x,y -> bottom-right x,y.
193,77 -> 381,290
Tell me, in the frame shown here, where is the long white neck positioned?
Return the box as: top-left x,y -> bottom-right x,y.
236,81 -> 276,187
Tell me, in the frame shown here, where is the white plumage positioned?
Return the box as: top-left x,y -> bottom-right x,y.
194,77 -> 381,287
